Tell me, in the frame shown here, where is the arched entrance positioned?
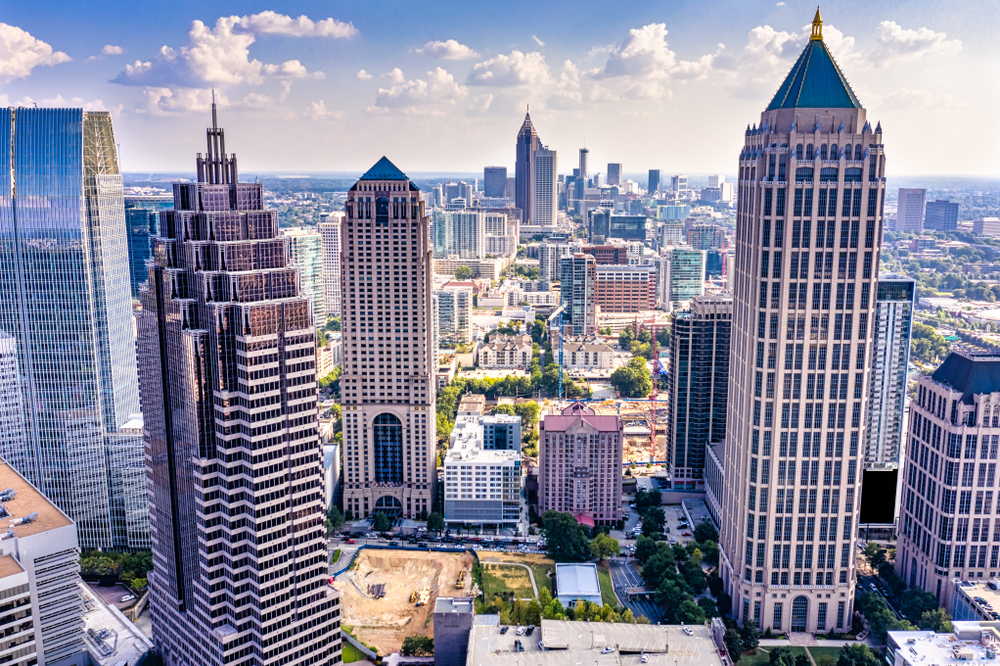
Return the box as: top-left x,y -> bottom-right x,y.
374,496 -> 403,517
790,596 -> 809,632
373,413 -> 403,485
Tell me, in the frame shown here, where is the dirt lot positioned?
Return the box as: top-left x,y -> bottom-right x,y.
334,549 -> 474,655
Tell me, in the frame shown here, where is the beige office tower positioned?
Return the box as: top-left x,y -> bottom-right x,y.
341,157 -> 437,520
319,213 -> 344,317
719,10 -> 886,634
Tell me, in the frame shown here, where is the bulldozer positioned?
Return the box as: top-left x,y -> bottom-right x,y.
455,570 -> 466,588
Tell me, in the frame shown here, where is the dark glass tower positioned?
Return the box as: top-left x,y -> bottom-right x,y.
515,109 -> 540,224
138,104 -> 340,666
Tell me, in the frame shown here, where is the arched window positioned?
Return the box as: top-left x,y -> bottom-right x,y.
845,144 -> 852,160
855,143 -> 863,159
806,143 -> 814,160
991,406 -> 998,428
374,495 -> 403,517
795,143 -> 803,159
820,145 -> 828,160
830,143 -> 838,158
844,168 -> 863,183
791,596 -> 809,632
820,168 -> 839,182
795,167 -> 814,182
373,413 -> 404,484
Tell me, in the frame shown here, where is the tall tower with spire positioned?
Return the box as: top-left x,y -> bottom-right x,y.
137,101 -> 341,666
515,108 -> 541,224
717,9 -> 886,634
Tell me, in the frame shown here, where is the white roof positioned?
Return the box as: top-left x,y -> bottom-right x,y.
555,563 -> 601,598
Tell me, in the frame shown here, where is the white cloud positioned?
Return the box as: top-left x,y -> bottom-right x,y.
415,39 -> 479,60
233,11 -> 357,38
863,20 -> 961,66
102,45 -> 124,55
279,80 -> 292,102
776,1 -> 785,6
879,87 -> 961,110
0,23 -> 71,83
356,69 -> 372,80
236,92 -> 272,108
532,35 -> 545,47
625,81 -> 672,100
305,100 -> 343,119
374,67 -> 468,113
468,50 -> 550,87
548,60 -> 620,108
112,12 -> 337,88
382,68 -> 405,84
138,87 -> 222,114
467,93 -> 494,116
600,24 -> 678,79
14,94 -> 120,113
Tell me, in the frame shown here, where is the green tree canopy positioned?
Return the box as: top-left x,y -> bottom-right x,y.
427,511 -> 445,531
590,533 -> 621,560
542,511 -> 591,562
373,512 -> 392,532
694,521 -> 719,543
610,357 -> 652,398
454,265 -> 474,280
401,635 -> 434,656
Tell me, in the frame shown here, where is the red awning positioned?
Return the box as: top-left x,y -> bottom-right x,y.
574,514 -> 595,527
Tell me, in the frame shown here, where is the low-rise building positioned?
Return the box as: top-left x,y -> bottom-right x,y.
563,342 -> 614,370
887,625 -> 1000,666
433,598 -> 476,666
952,580 -> 1000,622
482,414 -> 522,450
555,564 -> 602,607
974,217 -> 1000,236
507,289 -> 560,308
478,334 -> 533,370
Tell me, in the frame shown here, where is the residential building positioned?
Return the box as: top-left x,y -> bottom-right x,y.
539,241 -> 580,287
718,11 -> 881,634
607,214 -> 646,241
433,256 -> 509,280
484,166 -> 507,198
658,204 -> 690,221
125,194 -> 173,298
0,108 -> 146,550
434,286 -> 473,344
515,110 -> 541,224
896,188 -> 926,232
506,289 -> 560,308
318,212 -> 344,317
607,163 -> 622,186
137,105 -> 341,666
340,156 -> 436,521
539,402 -> 623,525
720,182 -> 736,203
533,146 -> 558,227
563,341 -> 614,370
924,200 -> 959,231
595,265 -> 656,313
974,217 -> 1000,236
555,564 -> 602,606
0,459 -> 89,666
485,234 -> 516,256
482,414 -> 522,450
478,334 -> 532,370
648,169 -> 661,195
671,174 -> 688,196
887,625 -> 1000,666
688,224 -> 728,249
895,351 -> 1000,608
667,295 -> 732,490
662,248 -> 707,304
579,148 -> 589,182
701,187 -> 723,203
433,210 -> 486,259
560,254 -> 597,336
582,244 -> 629,265
658,222 -> 684,247
283,226 -> 326,323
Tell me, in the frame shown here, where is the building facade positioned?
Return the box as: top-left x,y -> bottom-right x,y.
896,188 -> 926,232
539,241 -> 580,287
648,169 -> 661,195
560,254 -> 597,336
582,244 -> 629,265
318,212 -> 343,317
595,265 -> 656,313
563,342 -> 614,370
539,402 -> 623,525
341,157 -> 437,521
719,11 -> 883,634
434,286 -> 473,345
924,200 -> 959,232
484,166 -> 507,198
478,334 -> 532,370
283,227 -> 326,324
663,248 -> 707,304
688,224 -> 728,250
433,210 -> 486,259
0,108 -> 147,551
667,295 -> 732,490
137,107 -> 341,666
533,147 -> 558,227
125,194 -> 173,298
607,163 -> 622,187
515,111 -> 541,225
608,215 -> 646,241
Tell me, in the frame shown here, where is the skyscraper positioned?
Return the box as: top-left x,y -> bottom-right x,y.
667,295 -> 732,490
924,200 -> 959,231
533,146 -> 558,226
607,163 -> 622,186
283,226 -> 326,324
671,174 -> 688,196
0,108 -> 146,550
484,166 -> 508,198
560,253 -> 597,336
579,148 -> 589,182
433,210 -> 486,259
896,188 -> 926,232
125,194 -> 173,298
648,169 -> 661,195
515,109 -> 541,224
318,212 -> 344,317
138,105 -> 340,666
341,157 -> 437,521
719,10 -> 885,633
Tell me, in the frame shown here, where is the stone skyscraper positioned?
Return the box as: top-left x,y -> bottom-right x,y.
718,10 -> 886,633
515,109 -> 541,224
138,105 -> 340,666
340,157 -> 436,521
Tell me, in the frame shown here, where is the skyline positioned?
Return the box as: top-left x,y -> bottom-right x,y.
1,0 -> 996,176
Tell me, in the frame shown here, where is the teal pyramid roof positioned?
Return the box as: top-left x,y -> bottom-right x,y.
767,39 -> 860,110
360,156 -> 408,181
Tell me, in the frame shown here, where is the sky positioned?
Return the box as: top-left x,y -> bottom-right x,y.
2,0 -> 998,177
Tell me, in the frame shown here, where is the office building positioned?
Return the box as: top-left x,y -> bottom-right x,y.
923,200 -> 959,232
484,166 -> 507,198
974,217 -> 1000,236
895,351 -> 1000,608
0,108 -> 146,551
595,265 -> 655,313
533,146 -> 558,227
539,241 -> 580,286
125,194 -> 173,297
607,215 -> 647,241
671,174 -> 688,196
720,182 -> 736,203
582,244 -> 628,265
861,275 -> 914,522
515,110 -> 541,224
718,10 -> 883,633
433,210 -> 486,259
708,175 -> 725,188
0,333 -> 27,483
0,459 -> 89,666
896,188 -> 926,232
477,333 -> 533,370
662,248 -> 706,304
433,286 -> 473,344
318,212 -> 344,317
607,163 -> 622,187
137,106 -> 341,666
688,224 -> 728,250
539,402 -> 623,525
579,148 -> 589,182
340,156 -> 436,521
649,169 -> 661,195
283,226 -> 326,323
706,249 -> 726,279
667,295 -> 732,490
560,254 -> 597,336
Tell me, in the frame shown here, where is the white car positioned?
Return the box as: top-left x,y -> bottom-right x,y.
683,627 -> 694,636
120,594 -> 136,603
601,647 -> 615,654
641,654 -> 650,663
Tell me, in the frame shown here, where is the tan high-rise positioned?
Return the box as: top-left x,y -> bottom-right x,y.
341,157 -> 437,520
719,10 -> 886,634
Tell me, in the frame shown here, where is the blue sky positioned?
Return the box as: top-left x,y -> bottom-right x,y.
2,0 -> 997,176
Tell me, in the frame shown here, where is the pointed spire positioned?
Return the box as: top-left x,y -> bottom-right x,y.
811,7 -> 823,41
790,120 -> 797,132
838,120 -> 845,132
875,121 -> 883,134
212,87 -> 218,129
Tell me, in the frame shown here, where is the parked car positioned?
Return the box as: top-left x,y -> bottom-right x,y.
120,594 -> 136,603
345,538 -> 356,544
683,627 -> 694,636
500,626 -> 509,635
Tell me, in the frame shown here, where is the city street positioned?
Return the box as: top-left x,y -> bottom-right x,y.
609,559 -> 663,624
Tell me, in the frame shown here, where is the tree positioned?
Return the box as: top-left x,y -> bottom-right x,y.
770,647 -> 798,666
698,597 -> 720,618
635,535 -> 659,564
401,635 -> 434,657
455,265 -> 474,280
694,521 -> 719,544
590,533 -> 621,560
634,489 -> 660,514
326,506 -> 345,535
373,512 -> 392,532
676,599 -> 707,624
618,327 -> 635,349
427,512 -> 445,532
699,540 -> 720,566
723,627 -> 744,663
641,506 -> 666,536
917,607 -> 954,633
609,357 -> 652,398
740,619 -> 760,652
542,511 -> 591,562
708,574 -> 724,596
837,644 -> 882,666
863,542 -> 887,569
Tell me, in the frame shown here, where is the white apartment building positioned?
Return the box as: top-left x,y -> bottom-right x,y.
507,289 -> 560,308
563,342 -> 614,370
477,334 -> 533,370
434,287 -> 474,344
283,226 -> 327,323
319,213 -> 343,317
533,147 -> 558,227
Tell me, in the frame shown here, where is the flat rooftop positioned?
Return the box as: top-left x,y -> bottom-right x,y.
466,619 -> 724,666
434,597 -> 475,614
0,460 -> 72,538
954,580 -> 1000,620
889,625 -> 1000,666
0,554 -> 24,580
555,564 -> 601,598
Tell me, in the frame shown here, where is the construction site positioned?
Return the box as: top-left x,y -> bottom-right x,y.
334,549 -> 475,655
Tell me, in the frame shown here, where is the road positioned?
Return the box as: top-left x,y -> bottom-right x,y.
609,559 -> 663,624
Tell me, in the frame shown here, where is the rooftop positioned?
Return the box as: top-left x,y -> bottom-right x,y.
0,554 -> 24,580
434,597 -> 475,614
888,624 -> 1000,666
359,156 -> 409,182
931,350 -> 1000,404
0,459 -> 72,538
542,402 -> 622,433
555,563 -> 601,598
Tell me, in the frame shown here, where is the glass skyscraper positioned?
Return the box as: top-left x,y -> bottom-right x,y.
125,194 -> 173,297
0,108 -> 147,550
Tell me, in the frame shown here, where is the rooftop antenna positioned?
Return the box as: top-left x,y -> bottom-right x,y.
211,87 -> 218,130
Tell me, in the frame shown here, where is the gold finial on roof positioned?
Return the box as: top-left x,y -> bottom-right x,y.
811,7 -> 823,41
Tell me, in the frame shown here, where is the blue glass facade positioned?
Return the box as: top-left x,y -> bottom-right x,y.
125,195 -> 172,298
0,108 -> 146,549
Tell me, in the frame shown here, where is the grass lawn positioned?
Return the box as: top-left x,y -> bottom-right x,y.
331,549 -> 341,564
482,563 -> 535,599
531,563 -> 555,595
739,647 -> 808,666
806,646 -> 843,666
596,561 -> 618,607
341,642 -> 368,663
